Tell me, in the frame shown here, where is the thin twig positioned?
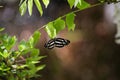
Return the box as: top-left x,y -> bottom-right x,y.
37,2 -> 103,31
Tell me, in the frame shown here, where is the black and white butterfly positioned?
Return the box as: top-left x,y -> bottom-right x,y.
44,38 -> 70,49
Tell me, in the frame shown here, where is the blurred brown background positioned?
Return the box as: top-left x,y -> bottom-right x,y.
0,0 -> 120,80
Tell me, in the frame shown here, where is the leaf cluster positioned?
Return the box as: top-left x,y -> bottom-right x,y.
19,0 -> 50,16
45,13 -> 76,38
19,0 -> 91,16
0,28 -> 45,80
19,0 -> 91,38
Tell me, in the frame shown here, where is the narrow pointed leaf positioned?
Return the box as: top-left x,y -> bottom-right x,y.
77,0 -> 90,10
34,0 -> 43,16
28,0 -> 33,16
19,0 -> 23,5
37,65 -> 46,71
42,0 -> 50,8
19,0 -> 27,16
67,0 -> 75,8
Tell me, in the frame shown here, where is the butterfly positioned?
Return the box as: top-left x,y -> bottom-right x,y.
44,38 -> 70,49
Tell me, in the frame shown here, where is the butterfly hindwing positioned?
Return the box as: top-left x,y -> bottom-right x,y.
44,39 -> 55,49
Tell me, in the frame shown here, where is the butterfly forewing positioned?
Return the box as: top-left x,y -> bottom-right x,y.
55,38 -> 70,45
55,38 -> 70,48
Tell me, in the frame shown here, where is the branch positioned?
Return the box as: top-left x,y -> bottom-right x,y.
37,2 -> 103,31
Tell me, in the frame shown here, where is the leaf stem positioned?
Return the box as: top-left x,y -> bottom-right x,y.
37,2 -> 103,31
61,2 -> 103,18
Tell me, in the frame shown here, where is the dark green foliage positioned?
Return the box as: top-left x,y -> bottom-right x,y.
0,29 -> 45,80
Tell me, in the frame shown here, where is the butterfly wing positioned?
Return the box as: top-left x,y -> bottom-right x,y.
44,39 -> 55,49
44,38 -> 70,49
55,38 -> 70,48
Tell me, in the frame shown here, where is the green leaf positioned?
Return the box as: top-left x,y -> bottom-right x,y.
27,63 -> 35,69
32,31 -> 41,46
18,40 -> 28,51
28,36 -> 34,48
66,13 -> 76,31
19,0 -> 23,5
37,65 -> 46,71
3,49 -> 9,58
0,50 -> 9,58
0,52 -> 4,58
19,0 -> 27,16
30,48 -> 39,57
27,57 -> 40,63
77,0 -> 90,10
34,0 -> 43,16
45,22 -> 56,38
31,61 -> 40,64
0,63 -> 10,71
27,31 -> 40,48
74,0 -> 81,7
42,0 -> 50,8
7,36 -> 17,50
38,56 -> 47,60
0,28 -> 5,32
99,0 -> 105,3
67,0 -> 75,8
54,18 -> 65,34
28,0 -> 33,16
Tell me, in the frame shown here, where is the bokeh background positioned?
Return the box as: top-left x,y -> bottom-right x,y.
0,0 -> 120,80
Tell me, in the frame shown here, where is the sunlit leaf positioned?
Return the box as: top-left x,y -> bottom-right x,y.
31,61 -> 40,64
19,0 -> 23,5
42,0 -> 50,8
34,0 -> 43,16
28,0 -> 33,16
29,36 -> 34,48
54,18 -> 65,33
74,0 -> 81,7
32,31 -> 41,46
45,22 -> 56,38
77,0 -> 90,10
18,40 -> 28,51
7,36 -> 17,50
17,65 -> 28,69
30,48 -> 39,57
37,65 -> 46,71
0,50 -> 9,58
19,0 -> 27,16
67,0 -> 75,8
66,13 -> 76,31
3,49 -> 9,58
0,28 -> 5,32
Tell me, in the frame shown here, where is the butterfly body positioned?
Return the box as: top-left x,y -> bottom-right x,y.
44,38 -> 70,49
